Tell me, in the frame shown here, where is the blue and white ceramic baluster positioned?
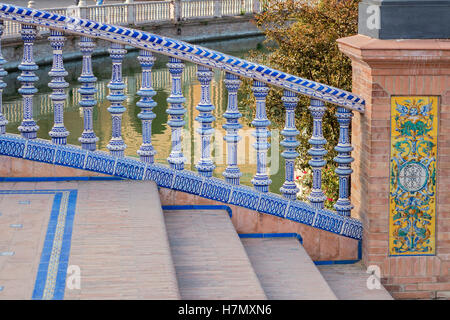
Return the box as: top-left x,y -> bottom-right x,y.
280,90 -> 300,200
78,36 -> 98,151
106,43 -> 127,157
308,98 -> 327,209
0,20 -> 7,135
195,65 -> 215,177
136,49 -> 157,163
222,72 -> 242,185
48,30 -> 69,145
334,107 -> 354,216
18,24 -> 39,139
251,80 -> 271,192
166,57 -> 186,170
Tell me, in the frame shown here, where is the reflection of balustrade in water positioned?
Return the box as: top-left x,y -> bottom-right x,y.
3,63 -> 199,124
0,3 -> 365,240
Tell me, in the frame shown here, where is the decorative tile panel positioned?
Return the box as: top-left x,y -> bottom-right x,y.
340,218 -> 364,240
257,193 -> 288,218
285,201 -> 316,226
389,96 -> 438,256
0,134 -> 26,157
115,157 -> 146,180
143,163 -> 174,188
84,151 -> 115,174
200,177 -> 232,203
313,208 -> 344,234
54,145 -> 86,169
228,185 -> 260,211
171,170 -> 203,195
24,139 -> 56,164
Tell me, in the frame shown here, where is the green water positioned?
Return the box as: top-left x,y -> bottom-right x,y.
3,36 -> 285,193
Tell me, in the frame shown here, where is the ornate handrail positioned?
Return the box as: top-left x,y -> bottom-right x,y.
0,3 -> 364,111
0,3 -> 363,240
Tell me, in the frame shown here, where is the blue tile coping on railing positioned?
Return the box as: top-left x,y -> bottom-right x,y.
0,2 -> 365,112
0,134 -> 363,241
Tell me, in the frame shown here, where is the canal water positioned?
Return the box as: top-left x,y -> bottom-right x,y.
3,36 -> 286,193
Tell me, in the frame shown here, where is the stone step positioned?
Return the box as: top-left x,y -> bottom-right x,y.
317,262 -> 393,300
163,209 -> 267,300
241,237 -> 337,300
0,180 -> 180,300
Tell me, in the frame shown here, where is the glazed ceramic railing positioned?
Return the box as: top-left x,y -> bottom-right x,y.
0,3 -> 364,240
3,6 -> 66,37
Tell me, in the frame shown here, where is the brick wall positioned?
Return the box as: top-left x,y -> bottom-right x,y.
338,35 -> 450,299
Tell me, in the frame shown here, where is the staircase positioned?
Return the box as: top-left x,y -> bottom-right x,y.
0,180 -> 391,300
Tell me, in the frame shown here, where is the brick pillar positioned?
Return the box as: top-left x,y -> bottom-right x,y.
338,35 -> 450,299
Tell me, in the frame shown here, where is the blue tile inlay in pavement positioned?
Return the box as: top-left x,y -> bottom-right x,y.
0,189 -> 78,300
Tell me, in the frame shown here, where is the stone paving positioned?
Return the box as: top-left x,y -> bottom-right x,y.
0,180 -> 394,300
0,186 -> 54,299
242,237 -> 337,300
164,209 -> 267,300
318,262 -> 393,300
0,180 -> 180,300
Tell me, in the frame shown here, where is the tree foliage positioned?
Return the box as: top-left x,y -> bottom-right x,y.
239,0 -> 359,208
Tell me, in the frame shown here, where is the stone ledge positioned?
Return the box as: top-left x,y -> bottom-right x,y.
158,188 -> 362,262
338,35 -> 450,68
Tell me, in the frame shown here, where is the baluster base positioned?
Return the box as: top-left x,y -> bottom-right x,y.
107,139 -> 127,157
109,150 -> 125,158
18,121 -> 39,139
79,133 -> 99,151
137,146 -> 157,164
0,118 -> 7,134
168,155 -> 186,170
49,127 -> 69,145
51,137 -> 67,145
308,190 -> 327,209
280,183 -> 299,200
252,176 -> 272,193
196,162 -> 216,178
223,167 -> 242,185
334,199 -> 353,217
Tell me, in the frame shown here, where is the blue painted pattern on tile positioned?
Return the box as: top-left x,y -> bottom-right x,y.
0,134 -> 363,240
